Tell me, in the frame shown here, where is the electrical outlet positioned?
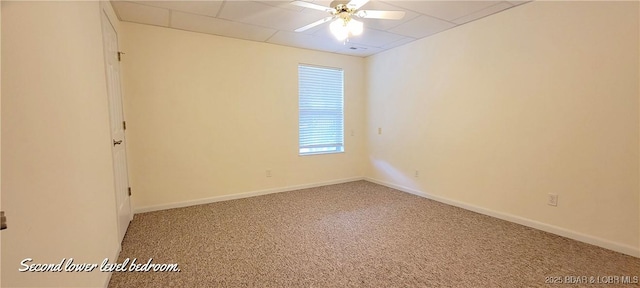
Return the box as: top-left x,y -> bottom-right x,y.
266,170 -> 272,178
350,129 -> 355,136
378,127 -> 382,135
414,170 -> 419,178
548,193 -> 558,207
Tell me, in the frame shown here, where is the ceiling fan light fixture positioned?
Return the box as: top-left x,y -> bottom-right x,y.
330,18 -> 349,41
330,18 -> 363,41
348,19 -> 363,36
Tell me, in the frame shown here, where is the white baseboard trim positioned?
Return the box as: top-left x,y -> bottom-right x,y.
365,177 -> 640,258
134,177 -> 365,214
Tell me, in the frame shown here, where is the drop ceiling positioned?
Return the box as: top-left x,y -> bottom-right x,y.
111,0 -> 531,57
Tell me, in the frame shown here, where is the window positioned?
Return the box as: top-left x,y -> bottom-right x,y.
298,64 -> 344,156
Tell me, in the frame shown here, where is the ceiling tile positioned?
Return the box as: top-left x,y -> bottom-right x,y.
112,1 -> 170,27
267,31 -> 342,53
218,1 -> 328,32
357,1 -> 419,30
381,36 -> 416,50
134,1 -> 223,18
507,0 -> 532,6
171,11 -> 276,42
258,1 -> 305,12
217,1 -> 274,21
389,15 -> 456,39
453,2 -> 513,25
336,44 -> 382,57
386,1 -> 501,21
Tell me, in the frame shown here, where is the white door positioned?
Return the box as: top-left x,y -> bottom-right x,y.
102,11 -> 132,244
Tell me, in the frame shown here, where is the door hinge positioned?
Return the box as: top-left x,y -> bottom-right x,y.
128,187 -> 132,196
123,121 -> 127,130
117,51 -> 125,62
1,211 -> 7,230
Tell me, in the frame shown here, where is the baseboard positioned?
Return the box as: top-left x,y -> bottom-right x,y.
134,177 -> 365,214
365,177 -> 640,258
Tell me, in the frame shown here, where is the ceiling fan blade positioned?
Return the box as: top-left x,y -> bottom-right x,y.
347,0 -> 369,10
356,10 -> 406,20
290,1 -> 334,12
295,16 -> 335,32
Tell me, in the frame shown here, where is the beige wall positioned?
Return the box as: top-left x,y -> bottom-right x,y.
366,1 -> 639,254
0,0 -> 3,281
1,1 -> 119,286
120,23 -> 365,210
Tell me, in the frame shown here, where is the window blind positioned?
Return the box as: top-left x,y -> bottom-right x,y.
298,65 -> 344,155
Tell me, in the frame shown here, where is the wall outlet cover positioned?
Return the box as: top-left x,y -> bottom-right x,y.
548,194 -> 558,207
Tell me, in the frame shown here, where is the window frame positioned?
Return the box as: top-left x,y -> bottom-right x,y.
297,64 -> 345,156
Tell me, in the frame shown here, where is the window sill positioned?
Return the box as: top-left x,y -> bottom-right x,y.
299,151 -> 345,156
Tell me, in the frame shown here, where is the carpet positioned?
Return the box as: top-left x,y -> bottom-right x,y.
108,181 -> 639,287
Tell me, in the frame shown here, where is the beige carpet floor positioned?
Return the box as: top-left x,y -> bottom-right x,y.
108,181 -> 639,287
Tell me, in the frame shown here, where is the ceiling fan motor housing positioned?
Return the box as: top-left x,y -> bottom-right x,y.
332,3 -> 355,18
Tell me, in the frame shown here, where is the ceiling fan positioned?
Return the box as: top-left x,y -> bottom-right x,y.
291,0 -> 405,41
